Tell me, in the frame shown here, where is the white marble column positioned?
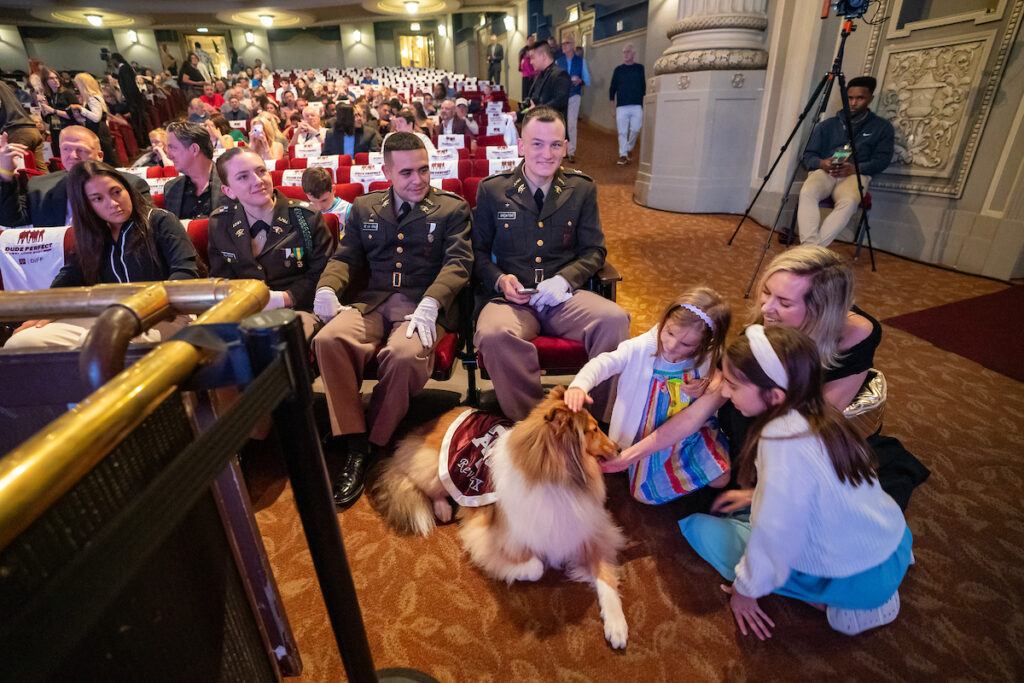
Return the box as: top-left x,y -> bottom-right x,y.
634,0 -> 769,213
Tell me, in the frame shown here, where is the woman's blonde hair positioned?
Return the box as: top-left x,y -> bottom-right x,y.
73,72 -> 106,112
747,246 -> 853,368
656,286 -> 731,371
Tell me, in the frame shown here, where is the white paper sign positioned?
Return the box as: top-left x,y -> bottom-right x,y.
437,134 -> 465,150
229,119 -> 247,130
486,102 -> 503,115
485,146 -> 518,160
294,144 -> 322,159
486,121 -> 505,136
310,155 -> 341,170
429,148 -> 457,162
349,164 -> 386,192
488,158 -> 520,175
428,159 -> 459,180
146,177 -> 169,193
0,225 -> 69,291
282,169 -> 305,186
368,152 -> 384,166
117,167 -> 148,178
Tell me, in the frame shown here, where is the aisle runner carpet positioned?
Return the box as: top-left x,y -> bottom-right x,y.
884,285 -> 1024,382
253,123 -> 1024,681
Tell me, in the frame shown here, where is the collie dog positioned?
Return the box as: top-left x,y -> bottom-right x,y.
371,387 -> 629,648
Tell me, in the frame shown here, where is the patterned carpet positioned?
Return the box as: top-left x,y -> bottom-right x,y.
253,123 -> 1024,681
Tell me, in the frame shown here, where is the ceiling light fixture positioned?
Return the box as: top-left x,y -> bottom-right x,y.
352,29 -> 362,42
197,27 -> 209,33
127,29 -> 138,43
85,14 -> 103,27
245,31 -> 255,43
404,1 -> 419,14
410,22 -> 420,31
260,14 -> 274,27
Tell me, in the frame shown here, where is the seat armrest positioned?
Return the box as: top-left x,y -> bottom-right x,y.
585,261 -> 622,301
596,262 -> 621,284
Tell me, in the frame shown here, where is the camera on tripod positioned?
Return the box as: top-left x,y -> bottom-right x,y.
830,0 -> 871,19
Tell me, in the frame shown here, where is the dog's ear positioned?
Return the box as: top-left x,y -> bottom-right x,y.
545,405 -> 570,429
548,385 -> 567,401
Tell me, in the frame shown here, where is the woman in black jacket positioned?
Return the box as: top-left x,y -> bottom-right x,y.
322,104 -> 382,157
6,161 -> 201,348
36,67 -> 77,157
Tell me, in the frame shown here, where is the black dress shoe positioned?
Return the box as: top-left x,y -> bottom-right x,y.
333,438 -> 371,509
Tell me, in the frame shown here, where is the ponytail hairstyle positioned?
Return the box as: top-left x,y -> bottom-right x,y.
727,325 -> 876,488
67,160 -> 158,285
655,286 -> 731,371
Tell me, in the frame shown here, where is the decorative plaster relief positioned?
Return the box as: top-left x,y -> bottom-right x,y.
678,75 -> 690,89
667,13 -> 768,38
731,73 -> 745,88
654,48 -> 767,74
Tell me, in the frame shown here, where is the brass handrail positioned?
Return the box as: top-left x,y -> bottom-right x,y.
0,279 -> 270,550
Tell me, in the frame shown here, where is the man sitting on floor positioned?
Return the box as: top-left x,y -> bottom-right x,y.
797,76 -> 894,247
472,106 -> 630,422
312,132 -> 472,508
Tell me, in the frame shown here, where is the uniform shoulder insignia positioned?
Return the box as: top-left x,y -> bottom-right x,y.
563,168 -> 593,182
288,198 -> 313,210
435,189 -> 463,200
481,169 -> 515,183
210,204 -> 230,217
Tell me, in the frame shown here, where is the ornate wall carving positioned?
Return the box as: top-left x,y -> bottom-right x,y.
654,48 -> 768,74
865,0 -> 1023,197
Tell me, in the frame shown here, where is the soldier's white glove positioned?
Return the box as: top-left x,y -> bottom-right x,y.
314,286 -> 345,321
264,290 -> 289,311
529,275 -> 573,312
404,296 -> 439,348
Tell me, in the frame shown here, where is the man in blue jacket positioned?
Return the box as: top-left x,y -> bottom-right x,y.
798,76 -> 894,246
555,35 -> 590,164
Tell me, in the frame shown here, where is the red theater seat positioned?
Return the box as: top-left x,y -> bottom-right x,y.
289,157 -> 308,170
185,219 -> 209,267
146,166 -> 163,178
270,169 -> 284,185
162,166 -> 179,178
368,180 -> 391,192
463,177 -> 482,209
334,183 -> 363,203
152,193 -> 165,208
276,185 -> 307,201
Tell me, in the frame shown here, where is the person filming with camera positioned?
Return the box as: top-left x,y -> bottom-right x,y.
796,76 -> 893,247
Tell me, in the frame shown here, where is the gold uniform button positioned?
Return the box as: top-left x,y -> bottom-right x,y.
568,220 -> 573,226
503,223 -> 509,229
397,246 -> 404,254
534,256 -> 542,263
396,262 -> 403,269
537,221 -> 544,228
536,239 -> 544,246
398,233 -> 405,240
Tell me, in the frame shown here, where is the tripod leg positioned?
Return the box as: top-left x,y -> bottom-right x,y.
863,211 -> 877,271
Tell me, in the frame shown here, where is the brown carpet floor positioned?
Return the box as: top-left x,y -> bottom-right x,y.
254,123 -> 1024,681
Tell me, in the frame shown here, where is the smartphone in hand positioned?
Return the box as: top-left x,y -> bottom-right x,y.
517,287 -> 537,295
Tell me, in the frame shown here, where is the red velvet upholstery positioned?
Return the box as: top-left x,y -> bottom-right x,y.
276,185 -> 307,200
275,158 -> 291,171
146,165 -> 163,178
363,330 -> 462,381
368,180 -> 391,192
354,152 -> 369,165
440,178 -> 463,197
270,169 -> 284,186
289,157 -> 308,170
322,213 -> 341,244
462,177 -> 482,209
478,336 -> 590,379
161,166 -> 179,178
476,134 -> 505,147
186,218 -> 209,267
152,193 -> 165,208
336,166 -> 351,183
333,183 -> 362,203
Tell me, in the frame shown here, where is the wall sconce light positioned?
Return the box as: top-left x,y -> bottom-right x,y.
85,14 -> 103,27
437,23 -> 447,38
503,15 -> 515,32
245,31 -> 255,44
410,22 -> 420,31
479,14 -> 486,27
259,15 -> 274,27
197,27 -> 209,33
127,29 -> 138,43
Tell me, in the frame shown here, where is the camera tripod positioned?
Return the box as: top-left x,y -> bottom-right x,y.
728,18 -> 876,298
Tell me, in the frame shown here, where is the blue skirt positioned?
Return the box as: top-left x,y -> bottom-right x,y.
679,513 -> 913,610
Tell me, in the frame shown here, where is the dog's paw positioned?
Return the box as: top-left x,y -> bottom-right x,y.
432,498 -> 453,523
511,556 -> 545,582
603,612 -> 628,649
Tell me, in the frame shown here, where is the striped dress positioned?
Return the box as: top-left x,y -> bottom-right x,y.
628,357 -> 730,504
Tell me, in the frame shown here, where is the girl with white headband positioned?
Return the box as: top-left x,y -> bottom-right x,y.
680,325 -> 912,639
565,287 -> 732,503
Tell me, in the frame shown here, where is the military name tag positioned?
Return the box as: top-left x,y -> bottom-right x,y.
221,251 -> 237,262
498,211 -> 516,220
362,222 -> 379,231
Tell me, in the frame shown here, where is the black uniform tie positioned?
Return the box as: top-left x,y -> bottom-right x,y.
397,202 -> 412,222
249,220 -> 270,238
533,188 -> 544,212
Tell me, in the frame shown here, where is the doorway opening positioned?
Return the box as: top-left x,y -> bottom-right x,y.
398,34 -> 435,68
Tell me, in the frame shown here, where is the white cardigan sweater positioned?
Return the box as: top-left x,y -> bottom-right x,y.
733,410 -> 907,598
568,326 -> 710,448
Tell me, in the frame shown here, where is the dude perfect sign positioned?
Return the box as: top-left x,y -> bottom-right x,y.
0,226 -> 69,290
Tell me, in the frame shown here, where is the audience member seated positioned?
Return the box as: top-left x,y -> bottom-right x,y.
221,88 -> 251,122
5,161 -> 200,348
206,114 -> 242,150
132,127 -> 174,167
384,108 -> 436,154
0,125 -> 150,228
472,107 -> 630,421
311,132 -> 473,508
0,80 -> 46,172
163,120 -> 225,219
454,98 -> 480,137
288,106 -> 325,148
187,97 -> 210,124
248,112 -> 287,160
797,76 -> 894,247
435,98 -> 474,139
323,104 -> 381,157
207,148 -> 331,337
199,82 -> 225,110
301,167 -> 352,223
612,246 -> 929,511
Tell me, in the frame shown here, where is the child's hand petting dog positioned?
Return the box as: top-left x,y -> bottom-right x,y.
680,376 -> 710,399
564,387 -> 592,412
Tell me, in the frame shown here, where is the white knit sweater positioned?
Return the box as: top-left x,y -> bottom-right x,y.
733,410 -> 907,599
568,327 -> 710,448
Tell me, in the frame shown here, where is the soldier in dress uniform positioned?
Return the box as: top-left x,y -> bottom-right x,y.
312,132 -> 473,508
472,106 -> 630,422
207,147 -> 332,336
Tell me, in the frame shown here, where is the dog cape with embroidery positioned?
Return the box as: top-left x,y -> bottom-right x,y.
371,387 -> 630,649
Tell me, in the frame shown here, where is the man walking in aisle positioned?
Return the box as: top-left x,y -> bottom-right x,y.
555,35 -> 590,164
609,43 -> 645,165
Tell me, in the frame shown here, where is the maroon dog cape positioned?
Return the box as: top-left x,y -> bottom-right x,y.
438,409 -> 513,507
